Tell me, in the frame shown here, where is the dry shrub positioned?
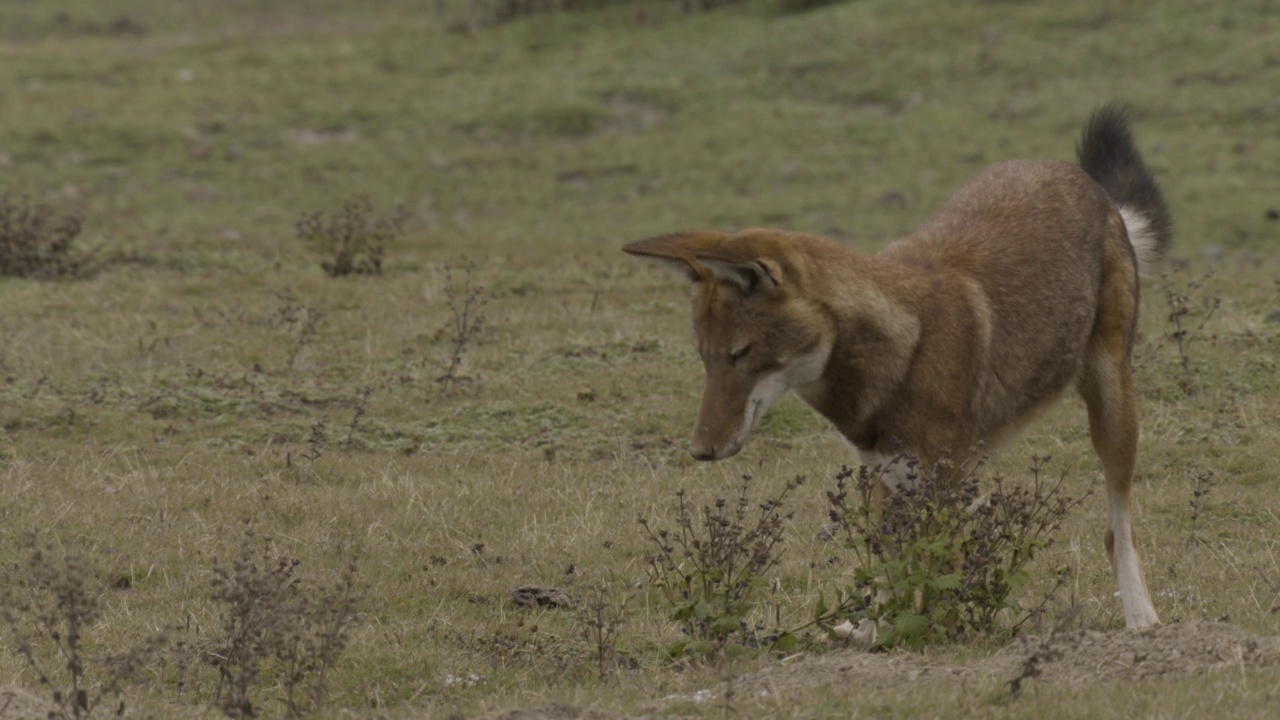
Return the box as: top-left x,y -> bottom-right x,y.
295,196 -> 408,278
0,532 -> 166,719
0,193 -> 92,280
209,528 -> 361,719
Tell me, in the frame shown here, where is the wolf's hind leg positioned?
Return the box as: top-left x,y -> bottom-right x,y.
1078,284 -> 1160,629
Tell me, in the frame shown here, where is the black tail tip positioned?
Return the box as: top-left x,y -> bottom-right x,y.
1078,102 -> 1139,166
1076,102 -> 1173,263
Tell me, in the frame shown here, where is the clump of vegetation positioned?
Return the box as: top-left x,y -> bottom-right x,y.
295,196 -> 408,278
639,475 -> 802,659
209,527 -> 361,719
0,193 -> 93,279
0,532 -> 167,719
812,455 -> 1085,649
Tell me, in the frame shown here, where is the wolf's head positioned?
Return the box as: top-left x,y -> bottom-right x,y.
624,230 -> 833,460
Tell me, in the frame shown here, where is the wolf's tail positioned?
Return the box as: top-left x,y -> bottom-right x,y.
1077,104 -> 1172,275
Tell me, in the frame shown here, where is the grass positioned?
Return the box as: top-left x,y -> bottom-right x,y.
1,0 -> 1279,717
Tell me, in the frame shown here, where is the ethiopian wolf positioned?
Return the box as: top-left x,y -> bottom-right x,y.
623,105 -> 1169,629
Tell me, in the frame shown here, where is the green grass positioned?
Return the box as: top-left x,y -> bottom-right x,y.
2,0 -> 1280,717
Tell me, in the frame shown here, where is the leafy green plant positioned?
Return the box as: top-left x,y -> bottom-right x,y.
0,193 -> 92,279
295,196 -> 407,278
638,475 -> 802,659
811,455 -> 1084,649
0,532 -> 167,719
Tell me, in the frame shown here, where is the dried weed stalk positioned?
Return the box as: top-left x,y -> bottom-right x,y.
287,416 -> 328,483
342,385 -> 374,450
435,261 -> 490,397
1147,268 -> 1221,394
0,532 -> 166,719
273,289 -> 325,369
571,581 -> 635,681
1187,465 -> 1215,545
1007,607 -> 1081,698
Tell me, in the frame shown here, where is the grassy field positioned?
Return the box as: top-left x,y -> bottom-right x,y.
2,0 -> 1279,717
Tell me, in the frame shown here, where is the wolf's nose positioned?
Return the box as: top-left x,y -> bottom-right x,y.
689,443 -> 716,461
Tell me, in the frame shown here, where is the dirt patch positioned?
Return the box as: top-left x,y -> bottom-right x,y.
738,643 -> 981,699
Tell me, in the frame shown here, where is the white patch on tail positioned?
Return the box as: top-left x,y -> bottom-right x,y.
1117,206 -> 1158,276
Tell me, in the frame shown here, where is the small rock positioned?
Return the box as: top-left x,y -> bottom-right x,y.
815,522 -> 841,541
832,618 -> 878,649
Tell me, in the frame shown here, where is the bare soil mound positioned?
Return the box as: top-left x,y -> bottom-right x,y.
482,704 -> 622,720
740,620 -> 1280,699
455,622 -> 1280,719
481,621 -> 1280,719
997,620 -> 1280,684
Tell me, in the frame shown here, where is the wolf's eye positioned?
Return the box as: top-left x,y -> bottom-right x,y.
729,344 -> 751,363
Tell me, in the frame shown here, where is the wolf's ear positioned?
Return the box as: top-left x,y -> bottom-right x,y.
622,231 -> 727,283
693,242 -> 781,294
695,257 -> 779,294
